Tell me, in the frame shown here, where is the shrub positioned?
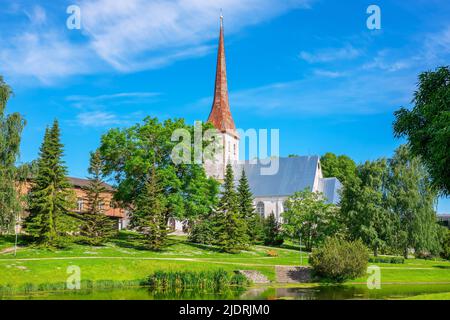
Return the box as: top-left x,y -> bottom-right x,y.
309,237 -> 369,283
263,213 -> 284,246
266,250 -> 278,257
368,256 -> 405,264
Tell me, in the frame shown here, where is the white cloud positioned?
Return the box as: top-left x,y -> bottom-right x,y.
313,69 -> 345,78
0,0 -> 312,84
299,45 -> 361,63
0,31 -> 96,85
189,70 -> 415,116
24,5 -> 47,25
79,0 -> 313,72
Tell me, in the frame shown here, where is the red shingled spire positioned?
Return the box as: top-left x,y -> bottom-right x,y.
207,14 -> 237,135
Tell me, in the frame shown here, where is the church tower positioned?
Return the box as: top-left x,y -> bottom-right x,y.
204,14 -> 240,180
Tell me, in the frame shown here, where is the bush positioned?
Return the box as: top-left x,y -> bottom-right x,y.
368,256 -> 405,264
309,237 -> 369,283
263,213 -> 284,246
266,250 -> 278,257
188,218 -> 215,245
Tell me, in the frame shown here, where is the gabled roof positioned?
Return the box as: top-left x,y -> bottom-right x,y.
68,177 -> 115,192
318,177 -> 342,204
234,156 -> 321,197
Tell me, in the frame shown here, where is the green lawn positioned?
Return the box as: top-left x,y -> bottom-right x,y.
403,292 -> 450,300
0,231 -> 449,292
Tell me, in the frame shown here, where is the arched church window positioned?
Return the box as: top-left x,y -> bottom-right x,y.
256,202 -> 265,217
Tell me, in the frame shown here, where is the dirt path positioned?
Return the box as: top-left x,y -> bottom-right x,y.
0,255 -> 287,267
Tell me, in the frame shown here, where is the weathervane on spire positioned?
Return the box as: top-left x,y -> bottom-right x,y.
220,8 -> 223,28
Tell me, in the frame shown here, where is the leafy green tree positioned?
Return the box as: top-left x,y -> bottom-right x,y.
320,152 -> 357,188
393,66 -> 450,195
386,145 -> 441,258
134,165 -> 168,250
79,150 -> 116,245
439,227 -> 450,260
340,159 -> 391,256
283,189 -> 341,251
0,76 -> 26,234
99,117 -> 218,224
213,164 -> 249,253
262,212 -> 283,246
237,169 -> 262,242
24,120 -> 75,246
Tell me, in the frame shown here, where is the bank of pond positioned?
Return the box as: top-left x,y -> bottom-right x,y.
1,269 -> 449,300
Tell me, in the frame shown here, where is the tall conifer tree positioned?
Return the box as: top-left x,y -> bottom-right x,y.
134,165 -> 168,250
214,164 -> 249,253
25,120 -> 74,246
237,169 -> 262,242
80,150 -> 116,245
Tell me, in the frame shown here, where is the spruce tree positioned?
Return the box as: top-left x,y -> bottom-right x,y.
80,150 -> 116,245
0,77 -> 25,234
237,169 -> 261,242
214,164 -> 249,253
25,120 -> 74,247
134,165 -> 168,250
263,212 -> 284,246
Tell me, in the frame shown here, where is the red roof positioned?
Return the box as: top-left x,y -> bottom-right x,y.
207,17 -> 238,137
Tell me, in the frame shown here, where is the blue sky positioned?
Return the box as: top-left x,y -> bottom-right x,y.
1,0 -> 449,212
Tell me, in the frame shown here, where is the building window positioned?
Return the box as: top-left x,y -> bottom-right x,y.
234,143 -> 236,156
256,202 -> 265,217
77,198 -> 84,212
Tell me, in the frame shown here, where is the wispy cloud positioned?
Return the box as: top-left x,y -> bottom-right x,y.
299,45 -> 361,63
66,91 -> 162,126
0,0 -> 313,84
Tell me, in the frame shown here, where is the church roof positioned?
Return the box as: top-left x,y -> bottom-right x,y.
318,177 -> 342,205
207,15 -> 237,136
234,156 -> 341,204
235,156 -> 321,198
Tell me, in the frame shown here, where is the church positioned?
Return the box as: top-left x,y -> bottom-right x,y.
202,16 -> 342,223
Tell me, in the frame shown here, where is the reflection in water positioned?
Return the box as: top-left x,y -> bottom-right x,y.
1,284 -> 450,300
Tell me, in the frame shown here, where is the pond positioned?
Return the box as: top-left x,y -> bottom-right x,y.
2,284 -> 450,300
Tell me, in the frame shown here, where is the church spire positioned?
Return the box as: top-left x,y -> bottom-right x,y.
207,13 -> 237,135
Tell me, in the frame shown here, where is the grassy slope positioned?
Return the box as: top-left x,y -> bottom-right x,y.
0,232 -> 449,289
403,292 -> 450,300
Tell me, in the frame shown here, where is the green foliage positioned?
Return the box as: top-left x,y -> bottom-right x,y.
79,150 -> 116,245
340,159 -> 391,256
439,227 -> 450,260
368,256 -> 405,264
393,66 -> 450,195
188,215 -> 216,245
283,188 -> 341,251
320,152 -> 357,188
386,145 -> 441,258
145,269 -> 250,291
262,212 -> 284,246
99,117 -> 218,221
24,120 -> 75,247
0,76 -> 26,234
213,164 -> 249,253
310,237 -> 369,283
133,165 -> 168,250
237,169 -> 262,242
